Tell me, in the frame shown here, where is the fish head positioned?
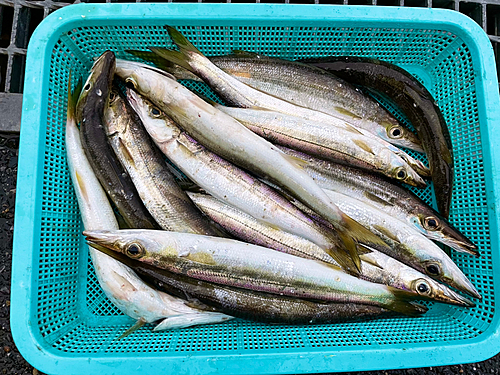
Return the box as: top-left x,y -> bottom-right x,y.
382,121 -> 424,153
418,254 -> 481,300
104,88 -> 129,136
126,88 -> 180,144
409,277 -> 475,307
84,230 -> 176,267
410,214 -> 479,256
115,59 -> 176,100
76,51 -> 116,122
389,165 -> 426,188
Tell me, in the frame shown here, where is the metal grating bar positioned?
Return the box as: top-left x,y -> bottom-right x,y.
0,0 -> 500,131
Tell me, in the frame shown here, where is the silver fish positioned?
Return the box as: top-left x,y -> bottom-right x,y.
217,106 -> 426,186
104,88 -> 218,236
85,229 -> 428,317
321,188 -> 480,300
279,147 -> 478,257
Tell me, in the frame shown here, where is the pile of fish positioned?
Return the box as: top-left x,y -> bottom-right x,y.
66,26 -> 480,334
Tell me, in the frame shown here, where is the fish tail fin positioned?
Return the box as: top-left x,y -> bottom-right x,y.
149,47 -> 194,73
340,214 -> 391,254
332,230 -> 362,274
323,245 -> 360,276
149,26 -> 204,73
67,71 -> 82,121
117,318 -> 146,340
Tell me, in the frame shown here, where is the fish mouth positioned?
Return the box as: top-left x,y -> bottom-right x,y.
437,224 -> 479,257
445,273 -> 482,300
84,230 -> 122,253
91,51 -> 116,76
432,283 -> 476,307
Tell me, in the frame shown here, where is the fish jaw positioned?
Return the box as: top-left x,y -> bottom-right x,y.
76,51 -> 116,122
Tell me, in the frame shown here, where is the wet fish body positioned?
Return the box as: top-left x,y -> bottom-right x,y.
85,229 -> 427,316
303,56 -> 453,218
279,147 -> 477,256
188,192 -> 473,307
116,59 -> 390,270
218,106 -> 426,186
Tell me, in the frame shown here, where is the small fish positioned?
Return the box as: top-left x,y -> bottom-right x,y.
93,246 -> 406,324
85,229 -> 428,316
104,87 -> 219,236
217,105 -> 426,186
115,59 -> 390,272
126,89 -> 360,274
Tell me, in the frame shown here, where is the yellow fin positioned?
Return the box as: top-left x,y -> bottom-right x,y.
353,139 -> 374,155
363,191 -> 393,207
359,254 -> 383,269
75,170 -> 89,204
117,318 -> 146,340
373,224 -> 400,244
281,152 -> 308,169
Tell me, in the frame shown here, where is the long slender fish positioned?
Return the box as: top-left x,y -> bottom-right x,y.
217,105 -> 427,185
126,89 -> 360,274
128,49 -> 423,152
93,247 -> 403,324
320,189 -> 480,300
302,56 -> 453,218
115,60 -> 390,269
66,72 -> 232,334
75,51 -> 158,229
188,192 -> 473,307
150,29 -> 424,152
84,229 -> 428,316
103,87 -> 218,235
279,147 -> 477,256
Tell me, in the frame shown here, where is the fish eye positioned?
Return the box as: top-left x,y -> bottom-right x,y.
389,126 -> 403,139
84,83 -> 91,91
395,168 -> 407,180
424,216 -> 439,230
109,92 -> 117,102
150,107 -> 161,117
415,280 -> 431,295
425,263 -> 441,276
125,243 -> 144,258
125,79 -> 136,90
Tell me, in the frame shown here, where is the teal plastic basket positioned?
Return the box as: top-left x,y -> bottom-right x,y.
11,4 -> 500,374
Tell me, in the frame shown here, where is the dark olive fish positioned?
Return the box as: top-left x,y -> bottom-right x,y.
76,51 -> 158,229
92,244 -> 414,324
301,56 -> 453,218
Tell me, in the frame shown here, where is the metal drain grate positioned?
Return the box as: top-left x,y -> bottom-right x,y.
1,0 -> 500,131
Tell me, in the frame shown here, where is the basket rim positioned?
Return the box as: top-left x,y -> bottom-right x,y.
11,3 -> 500,374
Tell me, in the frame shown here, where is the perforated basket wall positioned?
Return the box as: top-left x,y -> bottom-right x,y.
11,4 -> 500,374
